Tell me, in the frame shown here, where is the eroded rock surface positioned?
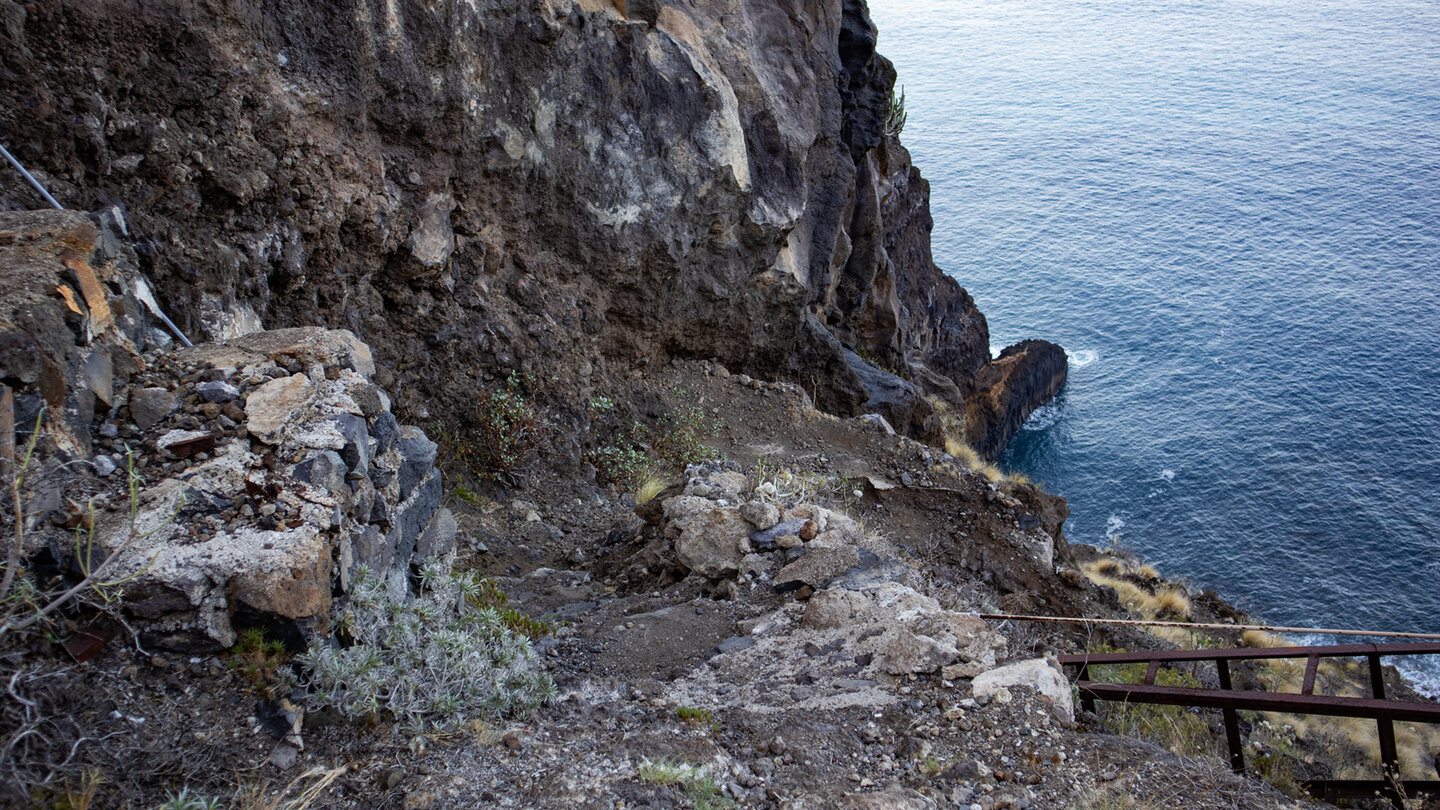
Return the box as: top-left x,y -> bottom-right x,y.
1,0 -> 1061,456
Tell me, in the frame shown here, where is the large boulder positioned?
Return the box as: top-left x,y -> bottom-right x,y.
664,496 -> 752,579
972,657 -> 1075,724
801,583 -> 1005,677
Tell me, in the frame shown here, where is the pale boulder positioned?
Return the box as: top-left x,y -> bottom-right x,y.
971,657 -> 1075,724
664,496 -> 752,578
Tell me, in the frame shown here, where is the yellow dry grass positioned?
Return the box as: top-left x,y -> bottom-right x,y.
1241,629 -> 1289,648
943,437 -> 1006,483
1148,587 -> 1191,620
635,475 -> 668,505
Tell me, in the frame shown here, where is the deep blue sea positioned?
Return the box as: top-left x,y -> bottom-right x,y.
869,0 -> 1440,694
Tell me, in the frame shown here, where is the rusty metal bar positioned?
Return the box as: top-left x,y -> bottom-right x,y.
1215,659 -> 1245,774
1071,681 -> 1440,722
1063,643 -> 1440,809
1305,779 -> 1440,800
1301,653 -> 1319,695
1059,641 -> 1440,667
1370,653 -> 1402,805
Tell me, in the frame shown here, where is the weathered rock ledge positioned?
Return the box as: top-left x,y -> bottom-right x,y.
0,210 -> 454,651
1,0 -> 1062,459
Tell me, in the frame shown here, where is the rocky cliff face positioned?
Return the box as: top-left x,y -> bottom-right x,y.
1,0 -> 1060,457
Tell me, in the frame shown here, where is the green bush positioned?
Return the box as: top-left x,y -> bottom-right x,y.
298,564 -> 556,734
472,373 -> 546,481
586,399 -> 719,490
886,85 -> 908,137
651,406 -> 720,470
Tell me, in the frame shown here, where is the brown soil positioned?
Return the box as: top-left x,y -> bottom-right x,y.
0,361 -> 1328,810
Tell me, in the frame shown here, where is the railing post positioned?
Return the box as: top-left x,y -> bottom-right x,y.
1216,659 -> 1245,774
1369,653 -> 1403,807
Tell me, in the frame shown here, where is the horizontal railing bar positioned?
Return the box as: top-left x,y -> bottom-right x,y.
1060,641 -> 1440,666
1074,681 -> 1440,722
1304,779 -> 1440,798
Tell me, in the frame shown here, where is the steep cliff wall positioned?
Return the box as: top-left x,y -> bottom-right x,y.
0,0 -> 1060,458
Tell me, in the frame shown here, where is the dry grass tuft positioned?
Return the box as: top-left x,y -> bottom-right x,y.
1147,587 -> 1191,620
635,476 -> 668,505
1241,629 -> 1289,648
234,766 -> 346,810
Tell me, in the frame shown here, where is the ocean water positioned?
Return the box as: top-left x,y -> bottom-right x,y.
869,0 -> 1440,694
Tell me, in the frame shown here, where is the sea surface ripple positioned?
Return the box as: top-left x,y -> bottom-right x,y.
871,0 -> 1440,694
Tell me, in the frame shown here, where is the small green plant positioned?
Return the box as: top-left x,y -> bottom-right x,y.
638,757 -> 705,786
298,563 -> 556,734
2,419 -> 172,643
886,85 -> 908,137
676,706 -> 714,726
230,627 -> 289,696
637,758 -> 735,809
471,373 -> 546,481
586,399 -> 719,491
585,396 -> 617,420
468,578 -> 555,640
919,756 -> 945,777
682,775 -> 735,810
589,444 -> 654,491
1248,722 -> 1305,799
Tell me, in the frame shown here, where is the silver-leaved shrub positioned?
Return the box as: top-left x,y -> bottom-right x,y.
299,563 -> 556,733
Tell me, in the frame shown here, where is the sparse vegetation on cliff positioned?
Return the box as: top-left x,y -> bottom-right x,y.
886,85 -> 908,137
471,373 -> 547,483
298,564 -> 555,734
587,397 -> 720,491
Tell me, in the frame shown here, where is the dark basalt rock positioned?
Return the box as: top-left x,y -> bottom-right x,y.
841,348 -> 938,442
964,340 -> 1070,461
0,0 -> 1063,461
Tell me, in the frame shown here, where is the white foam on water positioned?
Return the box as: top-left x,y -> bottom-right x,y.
1160,469 -> 1176,481
989,343 -> 1005,360
1104,514 -> 1126,544
1021,401 -> 1062,431
1398,659 -> 1440,700
1067,348 -> 1098,367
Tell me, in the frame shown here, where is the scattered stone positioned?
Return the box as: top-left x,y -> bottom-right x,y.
269,741 -> 300,770
839,789 -> 939,809
943,759 -> 992,781
749,518 -> 808,550
92,455 -> 117,477
130,387 -> 177,430
739,500 -> 780,530
196,380 -> 240,403
773,537 -> 860,590
155,429 -> 215,458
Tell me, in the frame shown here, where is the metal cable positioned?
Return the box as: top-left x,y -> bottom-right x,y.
1,142 -> 63,210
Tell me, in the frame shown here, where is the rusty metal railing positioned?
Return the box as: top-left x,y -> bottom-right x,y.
1059,642 -> 1440,806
